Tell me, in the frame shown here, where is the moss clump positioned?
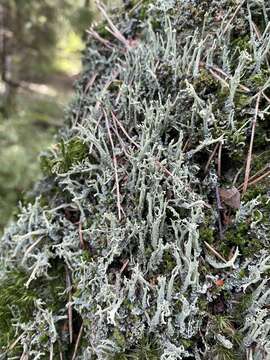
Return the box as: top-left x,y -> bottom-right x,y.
0,271 -> 36,350
41,137 -> 89,174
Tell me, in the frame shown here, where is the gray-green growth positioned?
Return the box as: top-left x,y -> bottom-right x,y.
0,0 -> 270,359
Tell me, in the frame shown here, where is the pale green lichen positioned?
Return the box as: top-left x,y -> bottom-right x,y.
0,0 -> 270,359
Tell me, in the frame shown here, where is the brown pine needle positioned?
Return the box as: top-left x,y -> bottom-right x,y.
204,241 -> 227,263
71,324 -> 84,360
84,72 -> 98,94
217,141 -> 222,178
223,0 -> 246,34
200,62 -> 251,93
96,1 -> 130,49
78,221 -> 85,249
86,28 -> 115,50
243,169 -> 270,188
104,109 -> 123,221
65,268 -> 73,344
242,93 -> 261,193
238,164 -> 270,190
204,142 -> 220,174
120,259 -> 129,274
8,332 -> 25,352
111,111 -> 140,149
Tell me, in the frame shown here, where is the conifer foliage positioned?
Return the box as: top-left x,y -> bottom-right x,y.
0,1 -> 270,359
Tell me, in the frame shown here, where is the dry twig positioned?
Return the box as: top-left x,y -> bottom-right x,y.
217,141 -> 222,178
204,142 -> 219,174
71,324 -> 84,360
65,268 -> 73,344
204,241 -> 227,263
222,0 -> 246,34
104,109 -> 124,221
242,93 -> 261,193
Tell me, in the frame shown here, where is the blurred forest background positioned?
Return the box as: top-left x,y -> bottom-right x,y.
0,0 -> 118,232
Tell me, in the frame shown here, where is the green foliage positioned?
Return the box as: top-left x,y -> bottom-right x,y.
41,137 -> 89,175
0,271 -> 36,349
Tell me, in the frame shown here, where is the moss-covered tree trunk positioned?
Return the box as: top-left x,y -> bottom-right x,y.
0,1 -> 270,359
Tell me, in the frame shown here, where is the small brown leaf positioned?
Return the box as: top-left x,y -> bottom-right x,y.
219,187 -> 241,209
215,279 -> 225,287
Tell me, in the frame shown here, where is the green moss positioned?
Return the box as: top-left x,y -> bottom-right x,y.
248,70 -> 270,87
211,344 -> 239,360
41,137 -> 89,175
199,226 -> 215,244
214,316 -> 234,336
0,271 -> 36,350
162,250 -> 176,273
59,138 -> 89,172
112,328 -> 126,349
194,68 -> 219,93
231,35 -> 250,52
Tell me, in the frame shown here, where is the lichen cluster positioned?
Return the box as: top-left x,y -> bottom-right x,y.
0,0 -> 270,359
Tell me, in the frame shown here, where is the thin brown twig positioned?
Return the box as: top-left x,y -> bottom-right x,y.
204,241 -> 227,263
216,186 -> 224,240
217,141 -> 222,178
182,137 -> 191,152
223,0 -> 246,34
65,267 -> 73,344
78,221 -> 85,249
96,1 -> 130,49
200,62 -> 251,93
155,160 -> 174,177
262,91 -> 270,105
104,109 -> 123,221
238,163 -> 270,190
112,111 -> 175,178
71,324 -> 84,360
89,114 -> 102,154
209,67 -> 230,88
242,93 -> 261,193
86,28 -> 115,50
95,70 -> 119,111
84,72 -> 98,94
204,142 -> 219,174
240,169 -> 270,189
8,332 -> 25,352
120,259 -> 129,274
111,115 -> 130,157
111,111 -> 140,148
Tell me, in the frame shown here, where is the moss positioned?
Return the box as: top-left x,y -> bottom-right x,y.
41,137 -> 89,175
0,271 -> 36,350
211,344 -> 239,360
194,68 -> 219,94
199,226 -> 215,244
248,70 -> 270,87
214,316 -> 235,336
162,250 -> 176,273
112,328 -> 126,349
231,34 -> 250,52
